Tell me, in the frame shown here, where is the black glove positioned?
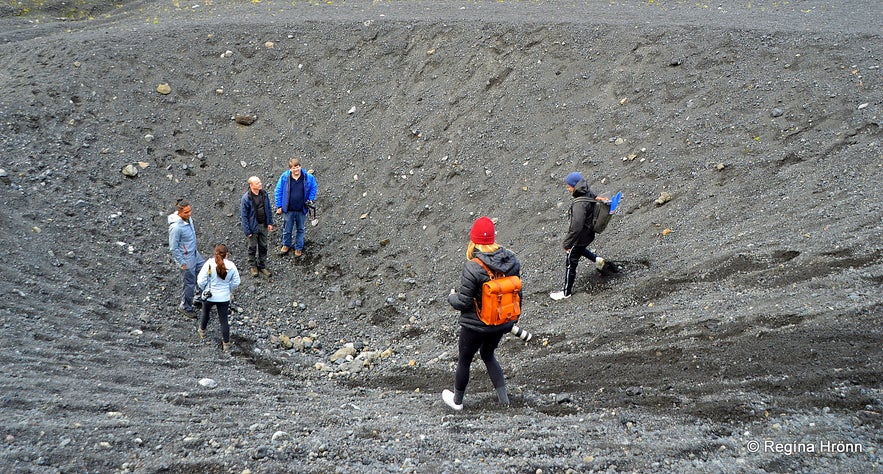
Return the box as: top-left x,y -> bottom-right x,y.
305,200 -> 316,218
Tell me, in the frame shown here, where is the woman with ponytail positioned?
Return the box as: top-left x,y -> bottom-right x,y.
196,244 -> 241,351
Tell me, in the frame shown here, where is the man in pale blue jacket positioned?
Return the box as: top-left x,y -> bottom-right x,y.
274,157 -> 318,257
168,199 -> 204,315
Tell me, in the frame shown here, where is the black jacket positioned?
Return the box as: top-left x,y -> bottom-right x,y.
448,247 -> 521,333
563,178 -> 597,249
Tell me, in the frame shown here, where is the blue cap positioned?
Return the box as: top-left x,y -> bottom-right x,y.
565,172 -> 582,187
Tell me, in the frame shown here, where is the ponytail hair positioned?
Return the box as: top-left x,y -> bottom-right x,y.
213,244 -> 228,280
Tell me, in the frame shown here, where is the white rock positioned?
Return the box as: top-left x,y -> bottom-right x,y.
271,431 -> 291,442
198,378 -> 218,388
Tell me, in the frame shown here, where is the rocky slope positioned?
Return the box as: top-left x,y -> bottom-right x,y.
0,1 -> 880,473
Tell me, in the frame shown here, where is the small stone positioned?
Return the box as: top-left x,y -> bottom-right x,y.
771,108 -> 785,117
198,378 -> 218,389
331,346 -> 357,362
347,106 -> 357,115
271,431 -> 290,442
654,191 -> 672,205
121,164 -> 139,177
264,41 -> 275,49
235,114 -> 256,125
156,83 -> 172,95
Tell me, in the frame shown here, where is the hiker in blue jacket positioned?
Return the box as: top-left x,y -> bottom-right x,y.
273,157 -> 317,257
168,199 -> 204,315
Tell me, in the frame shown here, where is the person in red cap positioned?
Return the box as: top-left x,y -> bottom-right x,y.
443,216 -> 522,410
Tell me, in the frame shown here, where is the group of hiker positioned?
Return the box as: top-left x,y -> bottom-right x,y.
169,163 -> 615,409
167,157 -> 318,350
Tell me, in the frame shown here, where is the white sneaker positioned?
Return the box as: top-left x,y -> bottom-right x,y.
595,256 -> 606,270
442,389 -> 463,411
549,291 -> 570,301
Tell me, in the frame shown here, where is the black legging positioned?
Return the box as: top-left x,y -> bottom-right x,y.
200,301 -> 230,343
563,245 -> 598,296
454,326 -> 506,400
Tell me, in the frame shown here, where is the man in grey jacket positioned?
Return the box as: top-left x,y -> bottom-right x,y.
168,199 -> 204,315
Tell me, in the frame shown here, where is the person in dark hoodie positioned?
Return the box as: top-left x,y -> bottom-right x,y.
443,216 -> 521,411
550,172 -> 614,301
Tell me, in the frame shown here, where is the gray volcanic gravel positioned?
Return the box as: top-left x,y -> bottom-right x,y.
0,1 -> 881,473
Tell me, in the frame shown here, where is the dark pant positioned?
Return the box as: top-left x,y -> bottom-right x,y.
247,225 -> 269,269
453,326 -> 507,404
180,258 -> 204,310
200,301 -> 231,343
562,246 -> 598,296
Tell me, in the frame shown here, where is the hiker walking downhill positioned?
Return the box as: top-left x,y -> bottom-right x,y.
274,157 -> 317,257
196,244 -> 241,352
550,172 -> 616,301
240,176 -> 274,277
168,199 -> 205,316
443,216 -> 521,411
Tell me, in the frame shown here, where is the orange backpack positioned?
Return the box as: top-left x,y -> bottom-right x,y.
471,258 -> 522,326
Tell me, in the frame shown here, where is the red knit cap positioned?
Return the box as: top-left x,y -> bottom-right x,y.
470,216 -> 496,244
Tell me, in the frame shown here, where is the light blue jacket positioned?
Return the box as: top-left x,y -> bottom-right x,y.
274,169 -> 317,213
197,259 -> 241,303
168,213 -> 202,267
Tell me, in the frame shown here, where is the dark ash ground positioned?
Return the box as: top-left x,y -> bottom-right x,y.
0,1 -> 881,473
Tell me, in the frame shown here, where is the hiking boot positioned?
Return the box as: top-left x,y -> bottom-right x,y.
442,389 -> 463,411
197,327 -> 206,339
178,304 -> 196,317
250,267 -> 259,277
279,246 -> 290,255
549,291 -> 571,301
222,341 -> 231,352
294,249 -> 303,257
260,268 -> 272,277
595,256 -> 606,270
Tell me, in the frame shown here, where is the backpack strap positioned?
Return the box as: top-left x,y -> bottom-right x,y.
471,257 -> 500,280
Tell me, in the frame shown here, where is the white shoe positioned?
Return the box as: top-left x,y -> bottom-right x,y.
442,389 -> 463,411
549,291 -> 570,301
595,256 -> 606,270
